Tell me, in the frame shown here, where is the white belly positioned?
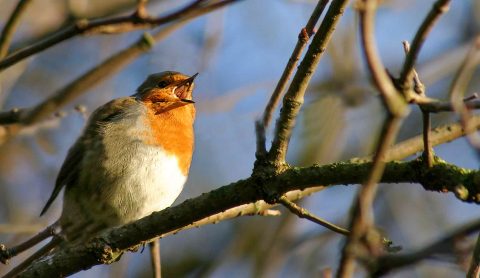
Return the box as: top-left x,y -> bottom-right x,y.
108,143 -> 187,223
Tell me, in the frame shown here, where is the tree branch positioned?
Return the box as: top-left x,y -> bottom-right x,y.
255,0 -> 330,157
402,41 -> 433,167
278,195 -> 349,236
268,0 -> 350,166
0,0 -> 33,59
337,0 -> 407,275
17,159 -> 480,277
467,233 -> 480,278
398,0 -> 451,93
370,115 -> 480,162
372,218 -> 480,277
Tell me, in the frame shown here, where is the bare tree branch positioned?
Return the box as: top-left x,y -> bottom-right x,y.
337,0 -> 408,275
268,0 -> 349,166
402,41 -> 433,167
0,0 -> 33,59
17,159 -> 480,277
255,0 -> 330,157
379,115 -> 480,162
372,219 -> 480,277
467,233 -> 480,278
278,195 -> 349,236
398,0 -> 451,93
411,97 -> 480,113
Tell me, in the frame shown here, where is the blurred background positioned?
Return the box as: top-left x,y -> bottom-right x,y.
0,0 -> 479,277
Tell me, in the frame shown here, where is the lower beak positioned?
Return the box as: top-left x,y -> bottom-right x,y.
181,99 -> 195,104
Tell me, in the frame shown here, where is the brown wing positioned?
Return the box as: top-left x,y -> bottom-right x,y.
40,97 -> 137,216
40,137 -> 84,216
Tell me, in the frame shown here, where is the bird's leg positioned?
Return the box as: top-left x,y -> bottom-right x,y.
149,238 -> 161,278
0,221 -> 60,264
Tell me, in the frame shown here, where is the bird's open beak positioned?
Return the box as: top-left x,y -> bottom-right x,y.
175,73 -> 198,103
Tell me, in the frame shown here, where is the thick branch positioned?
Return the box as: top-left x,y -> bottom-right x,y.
19,160 -> 480,277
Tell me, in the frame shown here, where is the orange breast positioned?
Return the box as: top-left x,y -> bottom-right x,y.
143,103 -> 195,175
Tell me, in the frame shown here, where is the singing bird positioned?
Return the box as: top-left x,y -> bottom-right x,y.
0,71 -> 197,269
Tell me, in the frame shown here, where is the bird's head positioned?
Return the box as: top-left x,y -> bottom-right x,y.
136,71 -> 198,115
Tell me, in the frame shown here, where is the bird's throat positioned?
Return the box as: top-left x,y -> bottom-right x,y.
143,105 -> 195,175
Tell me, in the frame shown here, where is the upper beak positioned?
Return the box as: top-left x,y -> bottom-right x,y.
175,73 -> 199,88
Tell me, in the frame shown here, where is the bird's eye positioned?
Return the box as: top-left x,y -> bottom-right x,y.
156,81 -> 169,88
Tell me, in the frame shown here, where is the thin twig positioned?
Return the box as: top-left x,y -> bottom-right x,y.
255,0 -> 330,157
402,40 -> 433,167
278,195 -> 349,236
3,236 -> 64,278
398,0 -> 451,92
268,0 -> 349,166
373,219 -> 480,277
0,0 -> 33,59
0,0 -> 243,71
136,0 -> 149,19
467,233 -> 480,278
337,1 -> 407,276
381,115 -> 480,162
411,96 -> 480,113
0,222 -> 59,264
149,239 -> 161,278
356,2 -> 406,116
421,111 -> 433,167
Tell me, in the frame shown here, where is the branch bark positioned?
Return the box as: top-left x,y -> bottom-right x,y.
17,159 -> 480,277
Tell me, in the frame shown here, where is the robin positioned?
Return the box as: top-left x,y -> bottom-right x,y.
0,71 -> 197,273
